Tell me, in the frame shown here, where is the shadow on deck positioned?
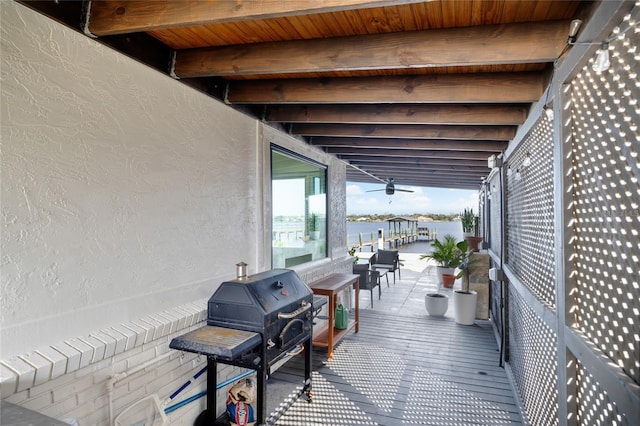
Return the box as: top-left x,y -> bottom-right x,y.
269,248 -> 523,425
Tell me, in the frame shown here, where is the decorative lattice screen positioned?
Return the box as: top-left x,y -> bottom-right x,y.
503,7 -> 640,426
506,118 -> 557,309
570,12 -> 640,386
509,286 -> 559,425
576,360 -> 629,425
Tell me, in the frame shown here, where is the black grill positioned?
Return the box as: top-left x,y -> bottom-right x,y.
170,269 -> 314,425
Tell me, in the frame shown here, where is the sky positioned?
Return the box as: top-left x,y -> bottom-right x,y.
346,181 -> 478,215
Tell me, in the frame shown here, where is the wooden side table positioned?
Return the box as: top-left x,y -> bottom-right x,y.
309,273 -> 359,360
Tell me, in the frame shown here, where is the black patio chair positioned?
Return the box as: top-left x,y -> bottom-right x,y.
371,249 -> 401,285
352,263 -> 381,308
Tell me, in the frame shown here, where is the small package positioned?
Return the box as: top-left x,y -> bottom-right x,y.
226,377 -> 257,426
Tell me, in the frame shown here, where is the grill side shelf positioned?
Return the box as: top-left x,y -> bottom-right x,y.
169,325 -> 261,361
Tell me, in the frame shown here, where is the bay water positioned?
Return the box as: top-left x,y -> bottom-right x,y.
347,221 -> 462,245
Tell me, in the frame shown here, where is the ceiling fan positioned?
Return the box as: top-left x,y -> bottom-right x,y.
366,177 -> 414,195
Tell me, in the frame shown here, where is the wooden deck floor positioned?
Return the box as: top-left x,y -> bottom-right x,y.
269,249 -> 523,425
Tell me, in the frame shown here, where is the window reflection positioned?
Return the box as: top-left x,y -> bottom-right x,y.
271,147 -> 327,268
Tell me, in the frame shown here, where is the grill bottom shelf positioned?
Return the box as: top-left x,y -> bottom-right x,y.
312,319 -> 357,349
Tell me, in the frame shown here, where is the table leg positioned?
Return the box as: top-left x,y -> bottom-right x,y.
327,294 -> 335,360
354,278 -> 359,333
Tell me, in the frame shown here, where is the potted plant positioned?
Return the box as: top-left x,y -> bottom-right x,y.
453,240 -> 479,325
465,214 -> 483,252
347,246 -> 360,265
420,234 -> 461,288
308,213 -> 320,240
461,208 -> 475,237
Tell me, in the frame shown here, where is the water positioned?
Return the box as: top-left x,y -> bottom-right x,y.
347,221 -> 462,245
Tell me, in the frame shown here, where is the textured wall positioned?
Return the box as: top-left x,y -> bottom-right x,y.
1,1 -> 261,358
0,3 -> 351,422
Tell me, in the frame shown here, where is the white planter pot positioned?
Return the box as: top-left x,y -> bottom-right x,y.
453,290 -> 477,325
435,266 -> 455,286
425,293 -> 448,316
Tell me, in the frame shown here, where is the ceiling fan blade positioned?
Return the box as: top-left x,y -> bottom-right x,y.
395,188 -> 414,193
366,189 -> 386,192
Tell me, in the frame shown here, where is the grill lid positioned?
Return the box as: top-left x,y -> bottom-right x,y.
208,269 -> 312,329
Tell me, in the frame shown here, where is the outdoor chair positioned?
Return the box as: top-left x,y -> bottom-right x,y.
352,263 -> 381,308
371,249 -> 401,285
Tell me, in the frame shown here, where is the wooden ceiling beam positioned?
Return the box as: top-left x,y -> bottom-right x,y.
367,177 -> 482,188
345,178 -> 480,190
346,168 -> 480,181
174,21 -> 569,77
295,124 -> 515,140
327,148 -> 490,160
348,169 -> 486,179
366,171 -> 483,181
86,0 -> 430,36
311,137 -> 507,151
346,168 -> 482,181
356,163 -> 487,174
356,168 -> 487,180
345,170 -> 481,187
346,160 -> 488,171
226,72 -> 545,104
339,156 -> 489,168
266,104 -> 529,125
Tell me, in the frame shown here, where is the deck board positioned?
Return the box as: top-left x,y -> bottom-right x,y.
272,310 -> 522,425
266,249 -> 522,425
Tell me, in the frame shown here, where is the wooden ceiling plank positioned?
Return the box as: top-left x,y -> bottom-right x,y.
356,164 -> 485,173
369,178 -> 483,187
355,168 -> 487,179
86,0 -> 433,36
346,168 -> 480,180
266,104 -> 528,125
345,177 -> 480,190
311,137 -> 508,151
293,124 -> 515,140
327,147 -> 491,160
341,157 -> 488,168
346,160 -> 488,170
173,20 -> 569,77
226,72 -> 545,103
348,170 -> 483,182
347,172 -> 481,182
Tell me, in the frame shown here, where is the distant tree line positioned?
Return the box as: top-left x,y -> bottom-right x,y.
347,213 -> 459,222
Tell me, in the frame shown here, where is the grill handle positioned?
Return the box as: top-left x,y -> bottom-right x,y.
286,345 -> 304,357
277,301 -> 311,319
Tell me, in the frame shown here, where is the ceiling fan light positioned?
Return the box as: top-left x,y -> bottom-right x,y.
593,43 -> 610,72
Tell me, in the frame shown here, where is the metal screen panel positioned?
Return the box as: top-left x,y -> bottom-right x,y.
506,118 -> 557,309
576,360 -> 629,425
570,14 -> 640,385
509,286 -> 559,425
487,172 -> 502,258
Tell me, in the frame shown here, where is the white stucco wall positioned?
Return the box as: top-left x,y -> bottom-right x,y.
1,1 -> 263,359
0,3 -> 351,420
